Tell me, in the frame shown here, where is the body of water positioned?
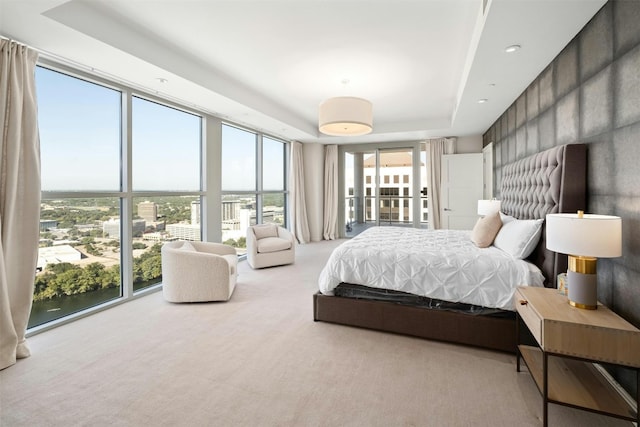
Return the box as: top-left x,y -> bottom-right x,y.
28,279 -> 161,329
29,287 -> 121,328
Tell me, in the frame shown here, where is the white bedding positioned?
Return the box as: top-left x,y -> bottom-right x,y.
318,227 -> 544,311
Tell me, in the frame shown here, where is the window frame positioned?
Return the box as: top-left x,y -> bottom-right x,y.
31,61 -> 206,333
220,124 -> 289,250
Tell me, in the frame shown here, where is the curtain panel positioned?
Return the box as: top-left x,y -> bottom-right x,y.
0,40 -> 41,370
426,137 -> 455,230
322,145 -> 338,240
288,141 -> 310,244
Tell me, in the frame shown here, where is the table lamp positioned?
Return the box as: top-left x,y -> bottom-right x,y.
546,211 -> 622,309
477,199 -> 501,216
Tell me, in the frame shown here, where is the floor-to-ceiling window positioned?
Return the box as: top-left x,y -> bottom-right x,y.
33,67 -> 123,328
31,66 -> 203,329
31,62 -> 289,330
131,96 -> 202,291
221,125 -> 287,255
262,136 -> 287,226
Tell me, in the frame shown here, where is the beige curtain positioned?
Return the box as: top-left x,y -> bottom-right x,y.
426,137 -> 455,230
322,145 -> 338,240
0,40 -> 41,370
288,141 -> 310,244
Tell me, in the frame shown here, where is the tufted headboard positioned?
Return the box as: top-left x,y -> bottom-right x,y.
499,144 -> 587,287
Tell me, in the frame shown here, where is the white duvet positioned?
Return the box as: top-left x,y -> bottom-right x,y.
318,227 -> 544,311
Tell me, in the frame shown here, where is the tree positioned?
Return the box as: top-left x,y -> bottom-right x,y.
80,237 -> 95,245
139,255 -> 162,282
103,264 -> 120,289
223,237 -> 246,248
46,262 -> 75,274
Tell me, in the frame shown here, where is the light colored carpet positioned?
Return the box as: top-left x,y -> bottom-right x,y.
0,239 -> 631,426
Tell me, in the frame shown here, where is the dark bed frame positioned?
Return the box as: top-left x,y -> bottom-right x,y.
313,144 -> 587,353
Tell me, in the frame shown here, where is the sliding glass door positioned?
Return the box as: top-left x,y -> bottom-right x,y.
343,144 -> 428,237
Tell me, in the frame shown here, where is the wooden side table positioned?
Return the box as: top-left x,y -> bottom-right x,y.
514,286 -> 640,426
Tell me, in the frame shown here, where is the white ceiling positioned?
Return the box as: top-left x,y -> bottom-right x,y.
1,0 -> 606,144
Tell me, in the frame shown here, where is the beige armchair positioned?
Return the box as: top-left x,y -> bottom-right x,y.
246,224 -> 295,269
161,241 -> 238,302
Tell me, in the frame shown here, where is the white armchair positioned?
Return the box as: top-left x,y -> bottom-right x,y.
161,241 -> 238,302
246,224 -> 295,269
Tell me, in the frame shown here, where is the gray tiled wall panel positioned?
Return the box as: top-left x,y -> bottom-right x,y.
614,0 -> 640,56
526,81 -> 539,119
555,90 -> 579,144
614,44 -> 640,128
508,105 -> 516,135
516,126 -> 527,160
516,94 -> 527,128
580,65 -> 612,138
539,65 -> 554,111
612,261 -> 640,327
501,115 -> 508,140
587,140 -> 615,196
538,109 -> 555,149
508,135 -> 516,163
555,41 -> 579,98
526,119 -> 539,155
613,122 -> 640,197
501,137 -> 509,166
596,255 -> 615,305
579,2 -> 613,81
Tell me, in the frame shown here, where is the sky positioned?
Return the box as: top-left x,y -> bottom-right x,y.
36,67 -> 284,193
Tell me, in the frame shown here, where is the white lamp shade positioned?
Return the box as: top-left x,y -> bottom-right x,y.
545,213 -> 622,258
319,97 -> 373,136
477,199 -> 501,216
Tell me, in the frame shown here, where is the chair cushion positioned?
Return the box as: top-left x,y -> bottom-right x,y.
180,241 -> 196,251
252,224 -> 278,240
256,237 -> 292,253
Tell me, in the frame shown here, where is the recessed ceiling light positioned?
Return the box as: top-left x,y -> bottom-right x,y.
504,44 -> 521,53
478,99 -> 488,104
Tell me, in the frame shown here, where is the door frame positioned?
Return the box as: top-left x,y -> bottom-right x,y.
338,141 -> 425,238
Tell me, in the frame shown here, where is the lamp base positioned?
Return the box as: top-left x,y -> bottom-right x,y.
567,255 -> 598,310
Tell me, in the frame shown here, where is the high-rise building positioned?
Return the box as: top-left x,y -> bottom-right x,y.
138,201 -> 158,222
222,200 -> 240,223
191,200 -> 200,225
103,218 -> 146,237
166,223 -> 200,241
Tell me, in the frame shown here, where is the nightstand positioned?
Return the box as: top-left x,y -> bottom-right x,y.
514,286 -> 640,426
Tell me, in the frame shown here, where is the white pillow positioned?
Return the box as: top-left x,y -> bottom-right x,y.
252,223 -> 278,240
499,212 -> 516,225
493,218 -> 543,259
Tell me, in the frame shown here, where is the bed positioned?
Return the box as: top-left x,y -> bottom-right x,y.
313,143 -> 587,353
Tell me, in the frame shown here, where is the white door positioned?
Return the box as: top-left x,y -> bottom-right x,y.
441,153 -> 483,230
482,143 -> 494,199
